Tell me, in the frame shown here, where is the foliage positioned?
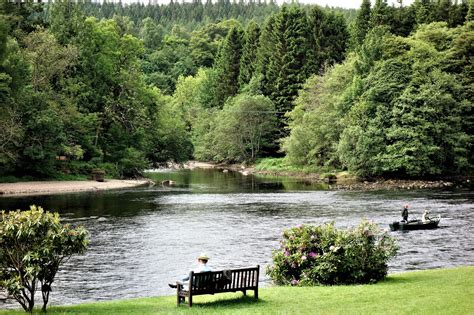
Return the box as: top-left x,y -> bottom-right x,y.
0,206 -> 88,312
211,25 -> 244,108
282,58 -> 356,168
285,22 -> 473,177
146,89 -> 193,164
193,94 -> 276,163
267,221 -> 398,286
238,20 -> 260,88
351,0 -> 371,48
0,1 -> 472,179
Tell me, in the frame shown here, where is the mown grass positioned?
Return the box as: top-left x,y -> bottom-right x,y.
1,266 -> 473,314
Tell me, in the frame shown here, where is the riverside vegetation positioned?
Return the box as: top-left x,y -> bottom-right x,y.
1,0 -> 472,181
267,222 -> 398,286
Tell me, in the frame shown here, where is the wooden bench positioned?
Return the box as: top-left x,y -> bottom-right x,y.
175,265 -> 259,307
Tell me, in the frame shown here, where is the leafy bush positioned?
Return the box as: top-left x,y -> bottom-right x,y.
0,206 -> 89,312
267,221 -> 398,286
118,148 -> 149,178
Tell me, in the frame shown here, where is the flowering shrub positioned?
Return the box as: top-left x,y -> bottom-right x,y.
267,221 -> 398,286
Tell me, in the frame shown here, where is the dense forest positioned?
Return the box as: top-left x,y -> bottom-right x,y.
0,0 -> 472,179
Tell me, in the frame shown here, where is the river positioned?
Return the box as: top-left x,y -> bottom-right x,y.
0,169 -> 473,308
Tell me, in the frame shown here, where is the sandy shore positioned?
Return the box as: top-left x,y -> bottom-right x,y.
0,179 -> 151,197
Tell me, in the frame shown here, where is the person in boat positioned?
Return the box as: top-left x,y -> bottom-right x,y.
401,204 -> 409,222
168,253 -> 211,288
422,210 -> 431,223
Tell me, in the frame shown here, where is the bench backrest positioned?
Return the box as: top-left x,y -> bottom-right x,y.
189,266 -> 259,294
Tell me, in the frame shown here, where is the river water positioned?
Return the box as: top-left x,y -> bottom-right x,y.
0,169 -> 473,308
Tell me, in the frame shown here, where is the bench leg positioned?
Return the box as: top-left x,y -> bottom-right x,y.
243,290 -> 247,296
254,288 -> 258,299
189,295 -> 193,307
177,284 -> 185,306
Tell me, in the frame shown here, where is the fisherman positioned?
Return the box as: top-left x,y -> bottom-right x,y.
422,210 -> 431,223
401,204 -> 409,222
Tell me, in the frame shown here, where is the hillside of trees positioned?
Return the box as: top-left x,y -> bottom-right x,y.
0,0 -> 472,179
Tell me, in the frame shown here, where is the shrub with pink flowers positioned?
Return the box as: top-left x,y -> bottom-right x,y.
266,221 -> 398,285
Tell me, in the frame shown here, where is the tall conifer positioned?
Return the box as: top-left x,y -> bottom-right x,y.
272,6 -> 311,137
255,15 -> 278,97
353,0 -> 372,48
238,20 -> 261,88
212,25 -> 244,107
371,0 -> 392,28
319,12 -> 349,66
467,0 -> 474,21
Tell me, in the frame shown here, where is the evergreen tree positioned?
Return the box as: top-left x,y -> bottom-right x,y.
352,0 -> 371,48
370,0 -> 392,28
414,0 -> 435,24
255,15 -> 278,97
306,6 -> 325,74
272,6 -> 311,136
318,11 -> 349,66
392,1 -> 416,36
467,0 -> 474,21
436,0 -> 452,23
49,0 -> 83,45
452,0 -> 469,26
212,25 -> 244,107
140,17 -> 164,50
238,20 -> 260,88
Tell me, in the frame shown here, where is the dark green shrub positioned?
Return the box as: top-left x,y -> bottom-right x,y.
267,221 -> 398,286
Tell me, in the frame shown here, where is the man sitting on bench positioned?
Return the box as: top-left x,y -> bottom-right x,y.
169,253 -> 211,288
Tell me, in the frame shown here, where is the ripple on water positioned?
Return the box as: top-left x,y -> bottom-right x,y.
0,177 -> 472,308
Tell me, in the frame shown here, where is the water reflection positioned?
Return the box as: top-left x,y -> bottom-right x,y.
0,169 -> 472,308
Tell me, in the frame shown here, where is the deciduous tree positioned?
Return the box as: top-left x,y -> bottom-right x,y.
0,206 -> 88,312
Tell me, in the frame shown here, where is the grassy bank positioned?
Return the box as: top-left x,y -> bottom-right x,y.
1,266 -> 472,314
254,157 -> 323,174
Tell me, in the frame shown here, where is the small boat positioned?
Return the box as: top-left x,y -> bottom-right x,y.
389,215 -> 441,231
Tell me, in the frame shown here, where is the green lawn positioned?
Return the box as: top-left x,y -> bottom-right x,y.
2,266 -> 473,314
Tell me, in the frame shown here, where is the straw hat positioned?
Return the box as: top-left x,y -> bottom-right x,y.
198,253 -> 209,261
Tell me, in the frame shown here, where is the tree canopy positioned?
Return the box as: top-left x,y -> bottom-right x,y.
0,0 -> 471,179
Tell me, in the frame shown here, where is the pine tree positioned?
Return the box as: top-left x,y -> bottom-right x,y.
436,0 -> 452,23
255,15 -> 278,98
49,0 -> 84,45
371,0 -> 392,29
391,0 -> 416,37
467,0 -> 474,21
415,0 -> 434,25
306,6 -> 325,74
272,6 -> 311,136
352,0 -> 371,48
238,20 -> 261,88
319,12 -> 349,66
212,25 -> 244,107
